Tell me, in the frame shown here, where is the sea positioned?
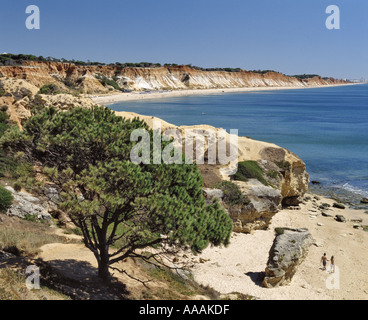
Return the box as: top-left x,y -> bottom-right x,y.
108,84 -> 368,207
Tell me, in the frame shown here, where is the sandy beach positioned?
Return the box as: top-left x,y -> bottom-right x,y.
185,194 -> 368,300
90,84 -> 356,105
37,193 -> 368,300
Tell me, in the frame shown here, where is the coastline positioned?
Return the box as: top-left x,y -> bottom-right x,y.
186,193 -> 368,300
89,83 -> 357,105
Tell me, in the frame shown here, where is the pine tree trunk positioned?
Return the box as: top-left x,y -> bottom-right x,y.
98,245 -> 110,282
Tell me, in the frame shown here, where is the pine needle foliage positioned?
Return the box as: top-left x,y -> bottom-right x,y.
0,106 -> 232,281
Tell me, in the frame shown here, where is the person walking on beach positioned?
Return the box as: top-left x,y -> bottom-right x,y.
321,253 -> 329,271
330,256 -> 335,273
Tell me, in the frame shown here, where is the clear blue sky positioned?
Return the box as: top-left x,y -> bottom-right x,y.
1,0 -> 367,79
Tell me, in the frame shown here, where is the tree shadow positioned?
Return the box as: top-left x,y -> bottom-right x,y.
245,271 -> 265,287
0,251 -> 130,300
39,258 -> 130,300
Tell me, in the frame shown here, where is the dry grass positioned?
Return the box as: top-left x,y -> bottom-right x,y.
0,268 -> 70,300
0,214 -> 68,257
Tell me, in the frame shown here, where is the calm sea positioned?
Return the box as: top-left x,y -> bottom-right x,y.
108,84 -> 368,202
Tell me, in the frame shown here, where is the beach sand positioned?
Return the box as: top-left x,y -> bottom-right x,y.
90,84 -> 356,105
37,193 -> 368,300
185,194 -> 368,300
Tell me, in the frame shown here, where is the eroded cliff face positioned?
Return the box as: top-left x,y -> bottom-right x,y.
115,111 -> 310,233
0,78 -> 95,126
0,61 -> 347,94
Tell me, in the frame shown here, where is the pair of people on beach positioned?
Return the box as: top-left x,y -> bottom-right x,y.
321,253 -> 335,273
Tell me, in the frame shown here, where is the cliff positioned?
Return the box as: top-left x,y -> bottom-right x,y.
115,111 -> 310,233
0,61 -> 347,95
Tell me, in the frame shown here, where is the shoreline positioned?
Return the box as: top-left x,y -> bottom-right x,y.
186,192 -> 368,300
90,83 -> 358,105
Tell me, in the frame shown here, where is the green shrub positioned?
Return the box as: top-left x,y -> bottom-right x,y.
215,181 -> 250,206
0,123 -> 9,137
233,161 -> 269,186
13,182 -> 22,192
38,84 -> 60,95
266,170 -> 280,179
0,186 -> 13,212
275,161 -> 291,171
0,111 -> 9,123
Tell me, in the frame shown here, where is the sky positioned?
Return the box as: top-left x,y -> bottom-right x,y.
0,0 -> 367,79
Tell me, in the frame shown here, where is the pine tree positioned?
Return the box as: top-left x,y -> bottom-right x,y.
1,106 -> 232,281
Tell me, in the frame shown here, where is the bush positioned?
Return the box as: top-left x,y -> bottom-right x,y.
275,161 -> 291,171
0,111 -> 9,123
215,181 -> 250,207
233,161 -> 269,186
38,84 -> 60,95
13,182 -> 22,192
0,123 -> 9,137
0,186 -> 13,212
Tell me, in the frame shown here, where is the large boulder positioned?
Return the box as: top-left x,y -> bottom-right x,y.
262,228 -> 313,288
231,180 -> 282,233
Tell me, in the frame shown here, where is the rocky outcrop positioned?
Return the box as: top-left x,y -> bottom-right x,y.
262,228 -> 313,288
231,181 -> 282,233
117,111 -> 310,234
4,186 -> 52,221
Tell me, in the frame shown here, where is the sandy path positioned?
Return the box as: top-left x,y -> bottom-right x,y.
188,196 -> 368,300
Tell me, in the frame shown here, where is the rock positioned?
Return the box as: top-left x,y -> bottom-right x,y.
335,215 -> 346,223
350,217 -> 363,223
361,198 -> 368,204
317,222 -> 324,226
319,203 -> 331,210
4,186 -> 52,221
313,241 -> 323,247
311,181 -> 321,185
262,228 -> 313,288
333,203 -> 346,209
44,186 -> 60,204
231,184 -> 282,233
287,206 -> 301,210
321,211 -> 333,217
202,188 -> 224,201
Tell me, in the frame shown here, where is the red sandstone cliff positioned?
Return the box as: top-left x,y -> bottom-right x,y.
0,61 -> 347,94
